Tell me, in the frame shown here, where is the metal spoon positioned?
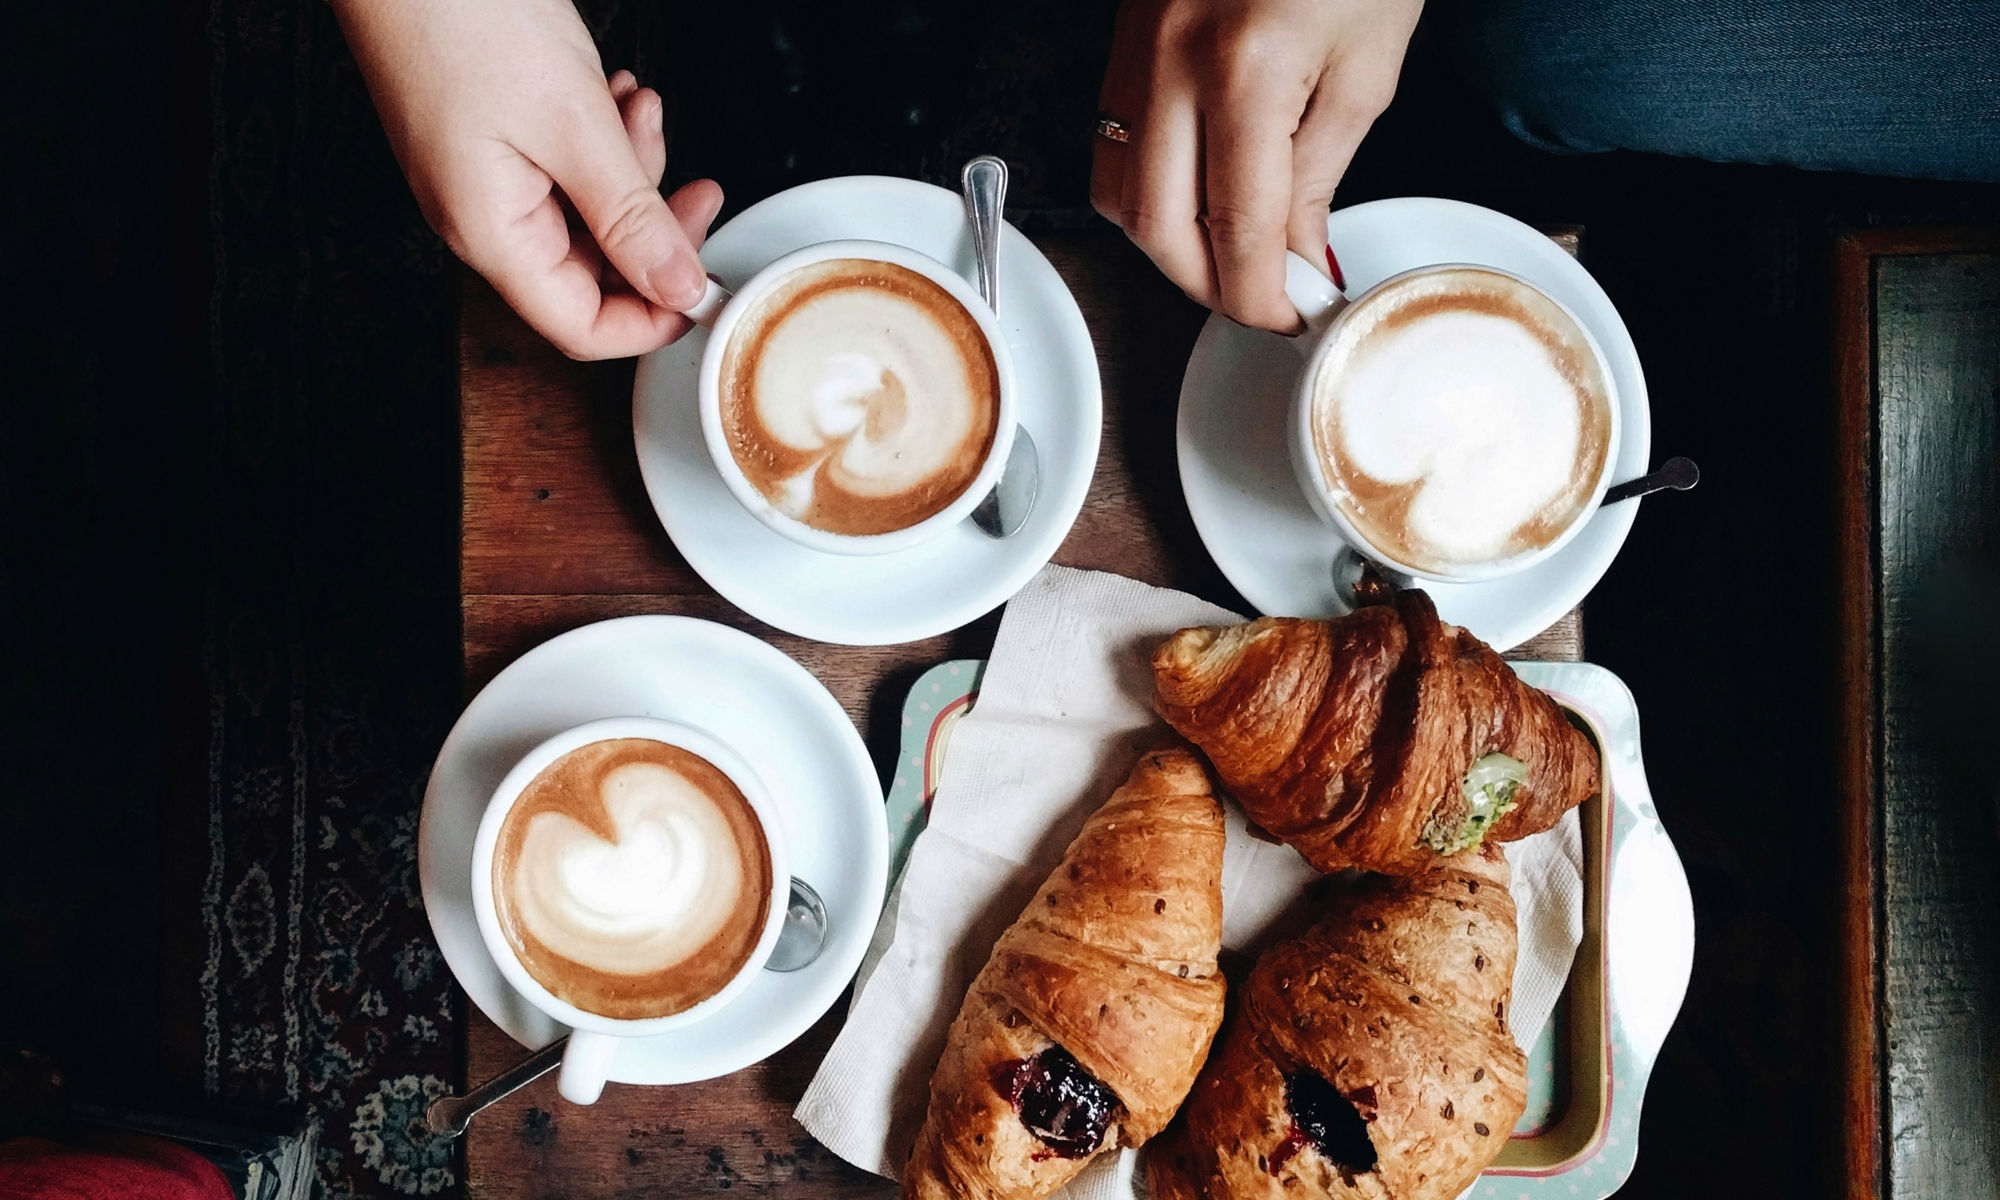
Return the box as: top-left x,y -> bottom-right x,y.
1330,545 -> 1408,609
425,1037 -> 566,1138
764,876 -> 831,972
421,877 -> 830,1138
1600,455 -> 1699,505
1327,457 -> 1700,606
961,155 -> 1040,539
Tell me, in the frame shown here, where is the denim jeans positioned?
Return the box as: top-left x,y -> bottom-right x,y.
1458,0 -> 2000,182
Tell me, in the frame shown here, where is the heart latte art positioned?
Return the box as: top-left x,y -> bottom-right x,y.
720,259 -> 1000,536
1310,268 -> 1614,573
492,739 -> 773,1020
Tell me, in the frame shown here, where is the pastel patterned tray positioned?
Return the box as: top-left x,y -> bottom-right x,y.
886,659 -> 1692,1199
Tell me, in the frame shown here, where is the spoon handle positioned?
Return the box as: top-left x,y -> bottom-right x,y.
425,1036 -> 568,1138
961,156 -> 1008,311
1601,455 -> 1700,506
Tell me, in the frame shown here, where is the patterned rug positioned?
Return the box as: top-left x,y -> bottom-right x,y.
200,0 -> 460,1193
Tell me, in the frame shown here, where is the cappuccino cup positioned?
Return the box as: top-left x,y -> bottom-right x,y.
470,716 -> 790,1104
1280,252 -> 1621,583
682,240 -> 1018,556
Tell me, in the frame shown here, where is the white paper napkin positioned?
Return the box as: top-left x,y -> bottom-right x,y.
797,566 -> 1584,1198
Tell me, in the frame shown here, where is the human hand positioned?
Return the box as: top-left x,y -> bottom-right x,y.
334,0 -> 723,359
1091,0 -> 1423,332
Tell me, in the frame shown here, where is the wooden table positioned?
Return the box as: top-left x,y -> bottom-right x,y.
456,226 -> 1582,1197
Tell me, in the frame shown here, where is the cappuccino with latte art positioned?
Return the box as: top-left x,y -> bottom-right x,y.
491,738 -> 774,1021
1304,267 -> 1614,576
718,258 -> 1001,537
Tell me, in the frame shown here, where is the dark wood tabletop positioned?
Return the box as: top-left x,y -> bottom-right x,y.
454,226 -> 1583,1198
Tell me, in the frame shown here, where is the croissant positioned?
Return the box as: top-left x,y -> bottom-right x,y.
1153,590 -> 1598,875
1148,848 -> 1528,1200
901,748 -> 1228,1200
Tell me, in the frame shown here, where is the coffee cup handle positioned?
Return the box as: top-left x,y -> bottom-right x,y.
556,1029 -> 619,1105
681,276 -> 732,331
1282,251 -> 1350,356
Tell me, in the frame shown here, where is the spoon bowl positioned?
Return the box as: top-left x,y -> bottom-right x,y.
764,877 -> 831,973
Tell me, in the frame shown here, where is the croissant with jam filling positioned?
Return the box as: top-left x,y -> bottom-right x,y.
900,748 -> 1228,1200
1153,589 -> 1598,876
1147,847 -> 1528,1200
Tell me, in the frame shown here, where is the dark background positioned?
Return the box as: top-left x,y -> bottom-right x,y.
4,0 -> 1998,1196
4,0 -> 189,1080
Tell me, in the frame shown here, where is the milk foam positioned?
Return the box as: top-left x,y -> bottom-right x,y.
508,761 -> 748,978
720,259 -> 999,536
1312,270 -> 1609,570
753,291 -> 978,509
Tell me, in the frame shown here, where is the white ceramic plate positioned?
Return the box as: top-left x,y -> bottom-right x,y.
1177,198 -> 1653,651
634,176 -> 1103,646
417,615 -> 888,1084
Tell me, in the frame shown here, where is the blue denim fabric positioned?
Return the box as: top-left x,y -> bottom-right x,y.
1458,0 -> 2000,181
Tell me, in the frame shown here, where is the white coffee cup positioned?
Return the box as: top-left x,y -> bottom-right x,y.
1279,252 -> 1622,583
469,716 -> 790,1105
681,239 -> 1018,557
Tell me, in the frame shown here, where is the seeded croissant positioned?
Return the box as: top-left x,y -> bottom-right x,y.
1152,590 -> 1598,875
1148,847 -> 1528,1200
900,748 -> 1228,1200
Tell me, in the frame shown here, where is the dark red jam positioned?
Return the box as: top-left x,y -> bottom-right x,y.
1267,1070 -> 1377,1177
1267,1128 -> 1310,1175
988,1045 -> 1118,1159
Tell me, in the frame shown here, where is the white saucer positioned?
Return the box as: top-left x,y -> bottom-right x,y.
1177,197 -> 1653,650
634,176 -> 1103,646
417,615 -> 888,1084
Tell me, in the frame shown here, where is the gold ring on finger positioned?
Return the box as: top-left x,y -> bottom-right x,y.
1094,116 -> 1132,144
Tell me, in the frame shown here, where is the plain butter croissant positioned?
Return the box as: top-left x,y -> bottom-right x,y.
1154,590 -> 1597,875
1148,848 -> 1528,1200
901,748 -> 1227,1200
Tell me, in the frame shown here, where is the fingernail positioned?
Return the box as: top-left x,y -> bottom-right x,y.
1325,245 -> 1346,292
646,247 -> 704,309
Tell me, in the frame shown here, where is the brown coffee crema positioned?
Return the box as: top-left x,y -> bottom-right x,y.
492,739 -> 772,1021
1309,270 -> 1614,573
719,259 -> 1001,536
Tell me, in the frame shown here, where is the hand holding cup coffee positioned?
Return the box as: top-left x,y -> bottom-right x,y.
471,717 -> 790,1105
1281,253 -> 1620,583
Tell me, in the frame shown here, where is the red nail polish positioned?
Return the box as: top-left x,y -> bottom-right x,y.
1325,245 -> 1346,292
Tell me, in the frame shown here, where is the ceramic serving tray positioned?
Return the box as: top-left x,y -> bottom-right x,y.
884,658 -> 1692,1198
